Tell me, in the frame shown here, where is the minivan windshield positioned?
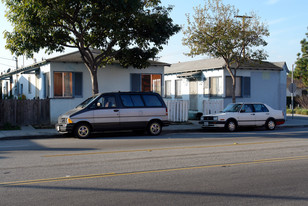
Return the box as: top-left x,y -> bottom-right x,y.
76,94 -> 99,109
223,103 -> 242,112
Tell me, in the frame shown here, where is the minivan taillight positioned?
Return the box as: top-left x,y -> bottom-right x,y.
166,108 -> 168,116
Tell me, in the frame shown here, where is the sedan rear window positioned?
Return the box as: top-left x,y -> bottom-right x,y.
254,104 -> 269,112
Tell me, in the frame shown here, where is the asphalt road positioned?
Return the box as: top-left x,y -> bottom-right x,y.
1,127 -> 308,206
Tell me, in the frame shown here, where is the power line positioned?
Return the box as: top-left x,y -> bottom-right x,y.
0,56 -> 15,61
0,62 -> 14,67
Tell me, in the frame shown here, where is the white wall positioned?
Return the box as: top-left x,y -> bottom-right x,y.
49,62 -> 165,123
165,68 -> 287,117
0,64 -> 50,100
164,69 -> 224,113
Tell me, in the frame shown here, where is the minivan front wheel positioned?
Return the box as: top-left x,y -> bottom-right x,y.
74,123 -> 91,139
147,121 -> 162,136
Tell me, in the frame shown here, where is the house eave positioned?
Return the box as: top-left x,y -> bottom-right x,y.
0,61 -> 46,80
45,50 -> 170,67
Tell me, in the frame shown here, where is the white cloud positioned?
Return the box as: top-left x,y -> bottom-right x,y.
266,0 -> 280,5
268,17 -> 287,25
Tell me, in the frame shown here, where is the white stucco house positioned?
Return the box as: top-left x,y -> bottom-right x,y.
164,58 -> 288,118
0,51 -> 168,123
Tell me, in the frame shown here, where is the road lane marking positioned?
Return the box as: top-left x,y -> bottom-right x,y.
1,155 -> 308,186
0,173 -> 116,186
42,140 -> 284,157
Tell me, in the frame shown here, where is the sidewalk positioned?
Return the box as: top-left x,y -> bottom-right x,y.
1,114 -> 308,140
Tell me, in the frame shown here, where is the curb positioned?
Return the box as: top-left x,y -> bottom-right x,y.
1,124 -> 308,140
277,124 -> 308,129
0,134 -> 63,141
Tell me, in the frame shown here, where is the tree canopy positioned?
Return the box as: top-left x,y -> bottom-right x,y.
294,29 -> 308,87
183,0 -> 269,102
2,0 -> 180,94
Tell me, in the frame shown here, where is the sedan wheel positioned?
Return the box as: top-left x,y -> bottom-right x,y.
266,119 -> 276,130
225,120 -> 237,132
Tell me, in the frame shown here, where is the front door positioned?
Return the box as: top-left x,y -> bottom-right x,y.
237,104 -> 256,126
189,80 -> 198,111
93,94 -> 120,130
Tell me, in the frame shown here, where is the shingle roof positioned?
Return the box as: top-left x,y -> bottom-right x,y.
165,58 -> 225,74
164,58 -> 286,74
47,50 -> 170,66
0,51 -> 170,80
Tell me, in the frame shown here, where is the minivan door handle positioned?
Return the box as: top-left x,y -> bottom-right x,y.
113,109 -> 119,112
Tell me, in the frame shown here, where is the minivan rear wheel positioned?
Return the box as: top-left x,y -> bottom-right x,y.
147,121 -> 162,136
74,123 -> 91,139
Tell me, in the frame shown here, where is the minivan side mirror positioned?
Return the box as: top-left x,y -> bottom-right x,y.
97,102 -> 102,108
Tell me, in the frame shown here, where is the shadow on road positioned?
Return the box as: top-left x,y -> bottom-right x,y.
0,139 -> 97,160
3,184 -> 308,202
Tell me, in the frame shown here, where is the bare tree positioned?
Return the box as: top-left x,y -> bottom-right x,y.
183,0 -> 269,102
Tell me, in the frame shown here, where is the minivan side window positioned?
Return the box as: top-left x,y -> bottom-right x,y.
142,94 -> 163,107
120,95 -> 145,107
131,95 -> 144,107
96,95 -> 117,108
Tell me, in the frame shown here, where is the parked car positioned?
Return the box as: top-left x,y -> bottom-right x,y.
56,92 -> 169,138
199,103 -> 285,132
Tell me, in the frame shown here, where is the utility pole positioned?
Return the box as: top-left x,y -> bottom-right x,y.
291,64 -> 294,119
235,15 -> 252,59
14,56 -> 18,70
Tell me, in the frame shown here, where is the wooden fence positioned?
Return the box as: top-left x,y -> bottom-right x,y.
0,99 -> 50,126
165,100 -> 189,122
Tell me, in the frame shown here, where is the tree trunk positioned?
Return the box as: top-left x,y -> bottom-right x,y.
85,63 -> 99,95
90,69 -> 99,95
225,64 -> 237,103
231,75 -> 236,103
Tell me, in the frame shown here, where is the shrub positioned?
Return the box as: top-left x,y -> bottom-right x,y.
18,94 -> 27,100
296,109 -> 302,114
0,122 -> 20,130
301,109 -> 308,115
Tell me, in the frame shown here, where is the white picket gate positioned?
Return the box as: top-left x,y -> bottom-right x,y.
202,99 -> 224,115
164,100 -> 189,122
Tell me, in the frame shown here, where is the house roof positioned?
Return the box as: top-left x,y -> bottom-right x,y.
46,50 -> 170,66
0,50 -> 170,80
164,58 -> 286,74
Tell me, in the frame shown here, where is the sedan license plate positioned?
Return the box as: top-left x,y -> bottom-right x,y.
203,122 -> 209,126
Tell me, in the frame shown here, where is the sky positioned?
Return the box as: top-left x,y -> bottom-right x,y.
0,0 -> 307,73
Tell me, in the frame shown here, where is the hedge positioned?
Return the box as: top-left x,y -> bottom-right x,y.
286,108 -> 308,115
